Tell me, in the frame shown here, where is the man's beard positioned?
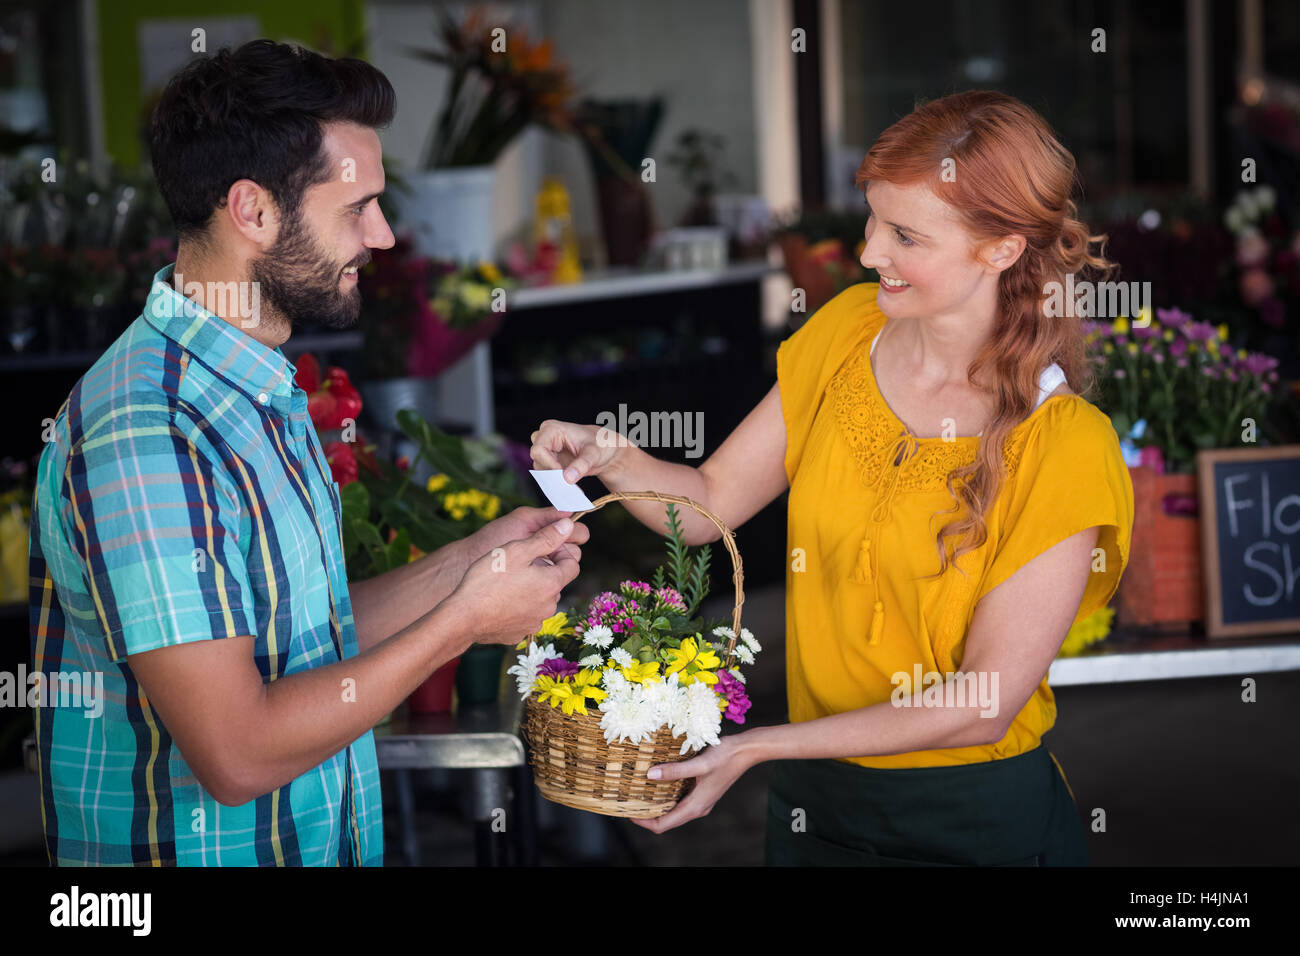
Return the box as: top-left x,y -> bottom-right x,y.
248,203 -> 368,332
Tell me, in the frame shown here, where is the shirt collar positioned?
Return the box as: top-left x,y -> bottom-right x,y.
143,263 -> 298,413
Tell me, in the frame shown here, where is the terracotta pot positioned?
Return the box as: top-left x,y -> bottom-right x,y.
407,656 -> 460,714
1116,465 -> 1204,631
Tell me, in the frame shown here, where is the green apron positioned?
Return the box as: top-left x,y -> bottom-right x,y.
764,745 -> 1088,866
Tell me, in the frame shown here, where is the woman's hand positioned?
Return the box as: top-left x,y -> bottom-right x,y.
629,733 -> 758,834
530,419 -> 627,484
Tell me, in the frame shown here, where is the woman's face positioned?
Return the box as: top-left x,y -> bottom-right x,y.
859,180 -> 1004,322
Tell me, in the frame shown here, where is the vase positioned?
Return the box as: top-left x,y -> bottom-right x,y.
358,377 -> 440,433
408,656 -> 460,714
594,175 -> 655,266
454,644 -> 506,706
393,165 -> 497,263
1115,465 -> 1204,631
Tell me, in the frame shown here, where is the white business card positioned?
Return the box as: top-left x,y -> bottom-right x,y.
529,469 -> 596,512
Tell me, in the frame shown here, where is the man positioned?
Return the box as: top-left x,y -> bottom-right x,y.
28,39 -> 585,865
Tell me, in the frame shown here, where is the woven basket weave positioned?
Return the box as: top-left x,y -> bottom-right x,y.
521,491 -> 745,818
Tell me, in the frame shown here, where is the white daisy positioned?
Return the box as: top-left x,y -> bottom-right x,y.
608,646 -> 634,668
582,624 -> 614,649
734,644 -> 755,666
599,682 -> 658,745
677,680 -> 723,754
729,667 -> 746,685
579,653 -> 605,668
506,642 -> 563,697
739,628 -> 761,653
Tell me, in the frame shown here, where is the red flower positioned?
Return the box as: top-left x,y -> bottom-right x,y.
297,353 -> 364,430
324,441 -> 359,485
294,352 -> 322,394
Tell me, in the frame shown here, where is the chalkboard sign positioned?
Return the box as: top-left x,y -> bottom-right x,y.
1198,446 -> 1300,638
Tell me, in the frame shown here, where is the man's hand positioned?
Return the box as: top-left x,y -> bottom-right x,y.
445,517 -> 583,646
464,506 -> 590,568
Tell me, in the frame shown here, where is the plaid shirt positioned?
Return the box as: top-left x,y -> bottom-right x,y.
29,263 -> 383,865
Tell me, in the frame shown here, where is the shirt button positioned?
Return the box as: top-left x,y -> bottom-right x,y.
257,392 -> 270,404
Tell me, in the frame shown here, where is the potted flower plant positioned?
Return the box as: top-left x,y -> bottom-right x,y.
1086,309 -> 1282,630
355,237 -> 512,432
297,355 -> 534,712
396,6 -> 576,262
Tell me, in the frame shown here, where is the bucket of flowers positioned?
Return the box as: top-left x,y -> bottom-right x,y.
511,492 -> 757,818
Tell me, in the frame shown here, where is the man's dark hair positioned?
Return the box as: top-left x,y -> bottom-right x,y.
149,39 -> 395,247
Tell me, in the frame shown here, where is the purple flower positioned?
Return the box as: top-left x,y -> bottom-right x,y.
1176,357 -> 1188,368
1132,323 -> 1161,340
1169,338 -> 1188,358
620,580 -> 652,596
1242,353 -> 1280,376
1114,369 -> 1127,379
715,670 -> 753,724
1184,321 -> 1218,342
538,658 -> 581,680
1141,340 -> 1156,353
1156,306 -> 1192,328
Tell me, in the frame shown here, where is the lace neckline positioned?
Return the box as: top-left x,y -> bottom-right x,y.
865,325 -> 1071,441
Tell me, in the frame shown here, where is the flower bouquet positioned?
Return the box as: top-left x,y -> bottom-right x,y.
513,493 -> 758,818
1085,309 -> 1281,475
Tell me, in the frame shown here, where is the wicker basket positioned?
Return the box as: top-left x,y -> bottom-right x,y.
521,491 -> 745,818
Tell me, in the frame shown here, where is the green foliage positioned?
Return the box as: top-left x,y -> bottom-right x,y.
658,502 -> 711,617
339,412 -> 535,581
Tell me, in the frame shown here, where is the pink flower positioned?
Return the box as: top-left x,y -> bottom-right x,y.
1236,232 -> 1271,268
1239,268 -> 1273,306
715,670 -> 753,724
1138,445 -> 1165,474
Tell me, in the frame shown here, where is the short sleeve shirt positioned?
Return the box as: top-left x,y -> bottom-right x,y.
777,283 -> 1134,768
28,263 -> 383,864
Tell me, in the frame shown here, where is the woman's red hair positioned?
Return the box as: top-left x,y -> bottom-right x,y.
856,90 -> 1114,578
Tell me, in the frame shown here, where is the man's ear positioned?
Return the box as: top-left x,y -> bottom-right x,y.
979,234 -> 1026,273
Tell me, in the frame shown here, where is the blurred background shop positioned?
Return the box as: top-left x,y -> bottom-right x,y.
0,0 -> 1297,865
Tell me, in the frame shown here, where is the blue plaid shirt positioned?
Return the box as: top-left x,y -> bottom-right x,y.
29,263 -> 384,865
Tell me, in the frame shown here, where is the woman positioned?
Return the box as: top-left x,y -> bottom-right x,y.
530,90 -> 1133,866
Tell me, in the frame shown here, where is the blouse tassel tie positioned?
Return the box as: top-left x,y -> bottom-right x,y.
852,429 -> 918,646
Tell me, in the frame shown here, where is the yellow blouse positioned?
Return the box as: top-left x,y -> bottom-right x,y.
777,282 -> 1133,768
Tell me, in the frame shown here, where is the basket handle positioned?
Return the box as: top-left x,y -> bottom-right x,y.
529,491 -> 745,669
